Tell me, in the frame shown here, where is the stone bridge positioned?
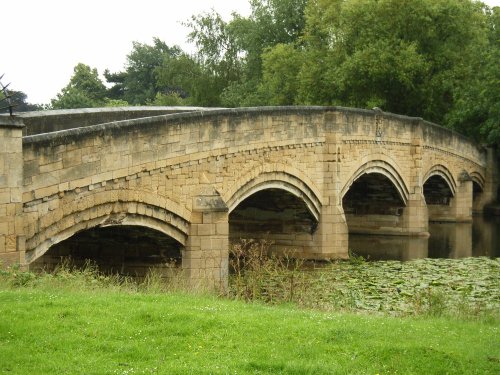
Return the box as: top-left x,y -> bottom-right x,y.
0,106 -> 497,285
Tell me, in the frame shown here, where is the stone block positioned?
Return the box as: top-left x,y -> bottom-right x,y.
197,224 -> 213,236
216,222 -> 229,235
34,185 -> 59,200
40,160 -> 64,173
69,176 -> 93,190
0,189 -> 10,204
5,235 -> 16,252
0,252 -> 21,266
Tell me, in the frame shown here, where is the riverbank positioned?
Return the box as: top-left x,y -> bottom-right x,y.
1,256 -> 499,373
228,247 -> 499,317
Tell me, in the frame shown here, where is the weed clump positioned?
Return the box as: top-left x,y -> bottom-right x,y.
228,239 -> 305,303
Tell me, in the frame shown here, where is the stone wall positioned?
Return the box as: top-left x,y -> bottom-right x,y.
0,106 -> 208,136
0,106 -> 492,285
0,117 -> 25,266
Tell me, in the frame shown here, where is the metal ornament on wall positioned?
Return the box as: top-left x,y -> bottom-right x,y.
0,74 -> 14,116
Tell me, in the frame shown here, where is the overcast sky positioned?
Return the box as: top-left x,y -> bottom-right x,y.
2,0 -> 498,105
2,0 -> 251,104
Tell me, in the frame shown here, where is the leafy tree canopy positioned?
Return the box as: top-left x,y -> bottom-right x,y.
51,63 -> 108,109
106,38 -> 182,105
45,1 -> 498,145
0,90 -> 42,113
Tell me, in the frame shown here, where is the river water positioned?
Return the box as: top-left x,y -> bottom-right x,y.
349,216 -> 500,261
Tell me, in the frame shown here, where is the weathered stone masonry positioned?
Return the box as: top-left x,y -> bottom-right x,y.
0,106 -> 496,285
0,117 -> 25,265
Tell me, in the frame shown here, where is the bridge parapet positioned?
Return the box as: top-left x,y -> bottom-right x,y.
421,120 -> 486,167
0,106 -> 211,136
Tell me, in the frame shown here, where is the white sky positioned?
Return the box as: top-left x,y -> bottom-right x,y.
2,0 -> 499,105
2,0 -> 251,104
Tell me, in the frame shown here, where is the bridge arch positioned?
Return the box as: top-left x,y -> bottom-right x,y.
341,159 -> 410,204
469,171 -> 485,191
469,171 -> 487,213
224,164 -> 322,221
423,165 -> 457,198
25,189 -> 191,267
224,166 -> 322,257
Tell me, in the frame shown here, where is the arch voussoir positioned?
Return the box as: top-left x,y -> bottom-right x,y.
341,160 -> 410,205
225,166 -> 322,221
24,189 -> 191,264
423,164 -> 457,196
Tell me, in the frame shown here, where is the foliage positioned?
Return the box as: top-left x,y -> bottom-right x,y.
182,11 -> 244,106
103,98 -> 129,107
289,0 -> 491,122
155,50 -> 219,106
445,6 -> 500,144
258,43 -> 304,105
302,257 -> 500,316
106,38 -> 183,105
229,239 -> 305,302
45,0 -> 498,144
0,90 -> 42,113
148,92 -> 185,106
182,0 -> 308,107
227,240 -> 499,318
51,63 -> 108,109
242,0 -> 308,79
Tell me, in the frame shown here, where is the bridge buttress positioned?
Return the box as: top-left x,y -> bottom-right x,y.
402,123 -> 428,235
426,176 -> 474,222
184,189 -> 229,288
481,147 -> 500,211
0,117 -> 25,267
312,133 -> 349,259
451,178 -> 474,222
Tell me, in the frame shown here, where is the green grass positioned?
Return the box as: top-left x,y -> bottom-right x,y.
0,256 -> 498,374
0,286 -> 499,374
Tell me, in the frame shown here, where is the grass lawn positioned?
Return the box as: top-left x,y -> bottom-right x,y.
1,286 -> 498,374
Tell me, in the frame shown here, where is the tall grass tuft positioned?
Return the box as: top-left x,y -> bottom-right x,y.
228,239 -> 306,303
0,257 -> 192,295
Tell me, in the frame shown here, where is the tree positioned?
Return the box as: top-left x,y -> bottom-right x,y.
51,63 -> 107,109
0,90 -> 42,113
293,0 -> 489,121
184,11 -> 244,106
446,6 -> 500,145
184,0 -> 308,107
155,52 -> 210,106
258,43 -> 303,105
105,38 -> 182,105
232,0 -> 308,81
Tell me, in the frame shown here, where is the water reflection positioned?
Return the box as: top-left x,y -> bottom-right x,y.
349,215 -> 500,261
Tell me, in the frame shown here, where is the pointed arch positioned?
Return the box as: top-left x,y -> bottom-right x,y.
341,160 -> 410,205
224,167 -> 322,222
423,165 -> 457,196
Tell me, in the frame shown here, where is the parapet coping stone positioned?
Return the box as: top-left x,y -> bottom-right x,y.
0,116 -> 24,128
4,106 -> 209,119
21,106 -> 482,150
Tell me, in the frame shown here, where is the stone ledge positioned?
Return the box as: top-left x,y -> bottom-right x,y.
0,116 -> 24,128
